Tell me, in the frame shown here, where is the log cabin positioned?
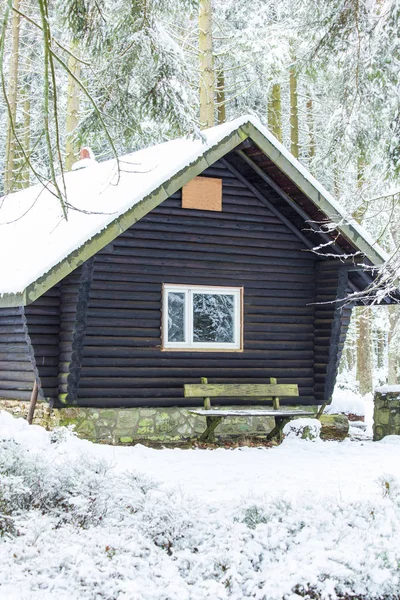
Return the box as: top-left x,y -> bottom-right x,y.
0,116 -> 390,440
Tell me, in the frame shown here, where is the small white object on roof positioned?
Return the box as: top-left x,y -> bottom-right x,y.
71,147 -> 98,171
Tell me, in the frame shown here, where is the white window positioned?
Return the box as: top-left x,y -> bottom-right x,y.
162,284 -> 242,350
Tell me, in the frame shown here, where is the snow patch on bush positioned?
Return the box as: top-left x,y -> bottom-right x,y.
283,418 -> 321,441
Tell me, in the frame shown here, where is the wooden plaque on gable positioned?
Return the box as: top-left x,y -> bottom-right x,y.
182,176 -> 222,211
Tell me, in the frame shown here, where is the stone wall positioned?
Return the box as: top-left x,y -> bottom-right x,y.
373,386 -> 400,441
0,399 -> 315,444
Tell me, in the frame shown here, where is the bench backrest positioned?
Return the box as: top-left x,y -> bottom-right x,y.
184,378 -> 299,410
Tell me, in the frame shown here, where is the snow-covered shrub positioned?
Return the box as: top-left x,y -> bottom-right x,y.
2,412 -> 400,599
50,425 -> 77,445
283,418 -> 321,441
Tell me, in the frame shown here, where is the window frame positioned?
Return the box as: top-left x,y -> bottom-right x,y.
162,284 -> 243,351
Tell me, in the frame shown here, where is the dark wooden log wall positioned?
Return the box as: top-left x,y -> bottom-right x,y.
0,306 -> 37,400
57,268 -> 82,402
24,284 -> 61,401
314,263 -> 353,403
0,159 -> 355,408
70,160 -> 320,408
58,261 -> 94,403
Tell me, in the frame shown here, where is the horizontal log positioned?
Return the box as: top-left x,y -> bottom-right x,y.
0,371 -> 36,382
0,390 -> 33,400
85,327 -> 161,338
74,384 -> 313,399
25,325 -> 60,335
28,336 -> 60,347
0,361 -> 35,372
115,230 -> 305,253
142,207 -> 284,227
23,306 -> 60,317
58,394 -> 317,409
111,239 -> 308,261
153,204 -> 282,220
77,363 -> 313,378
0,380 -> 34,391
0,334 -> 28,344
78,374 -> 313,390
79,354 -> 313,368
0,351 -> 32,362
0,316 -> 26,326
0,325 -> 26,335
81,342 -> 314,358
96,253 -> 315,272
121,222 -> 303,244
24,296 -> 60,307
0,308 -> 23,317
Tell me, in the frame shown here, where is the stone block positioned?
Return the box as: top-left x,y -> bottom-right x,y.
137,417 -> 155,435
139,408 -> 156,419
373,425 -> 384,441
74,419 -> 96,440
319,414 -> 349,441
374,389 -> 400,440
377,410 -> 390,426
116,409 -> 139,428
98,409 -> 117,422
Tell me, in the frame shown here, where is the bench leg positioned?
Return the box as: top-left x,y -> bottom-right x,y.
199,416 -> 222,442
266,417 -> 290,443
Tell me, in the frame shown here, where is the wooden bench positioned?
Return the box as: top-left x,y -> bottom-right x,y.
184,377 -> 311,442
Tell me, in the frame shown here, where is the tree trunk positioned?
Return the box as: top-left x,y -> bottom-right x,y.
216,67 -> 225,125
4,0 -> 21,194
268,83 -> 282,142
356,307 -> 373,396
18,70 -> 31,189
388,305 -> 399,384
306,94 -> 316,160
289,66 -> 299,158
199,0 -> 214,129
65,40 -> 81,170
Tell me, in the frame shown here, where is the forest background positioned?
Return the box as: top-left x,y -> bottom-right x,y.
1,0 -> 400,397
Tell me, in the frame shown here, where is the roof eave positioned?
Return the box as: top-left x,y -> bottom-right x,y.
242,122 -> 387,267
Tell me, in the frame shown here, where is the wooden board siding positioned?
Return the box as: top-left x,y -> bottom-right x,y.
24,284 -> 61,401
71,160 -> 319,408
0,306 -> 36,400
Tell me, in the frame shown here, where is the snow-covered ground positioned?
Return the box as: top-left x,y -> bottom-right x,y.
1,410 -> 400,599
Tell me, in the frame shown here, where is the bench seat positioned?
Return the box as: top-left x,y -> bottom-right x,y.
189,409 -> 309,418
185,377 -> 312,442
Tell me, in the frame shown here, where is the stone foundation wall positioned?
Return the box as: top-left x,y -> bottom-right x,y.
0,398 -> 315,444
373,386 -> 400,441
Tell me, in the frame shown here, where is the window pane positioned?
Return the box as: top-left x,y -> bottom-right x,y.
193,293 -> 235,343
168,292 -> 185,342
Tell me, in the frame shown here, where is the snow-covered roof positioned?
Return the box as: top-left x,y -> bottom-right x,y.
0,115 -> 388,306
